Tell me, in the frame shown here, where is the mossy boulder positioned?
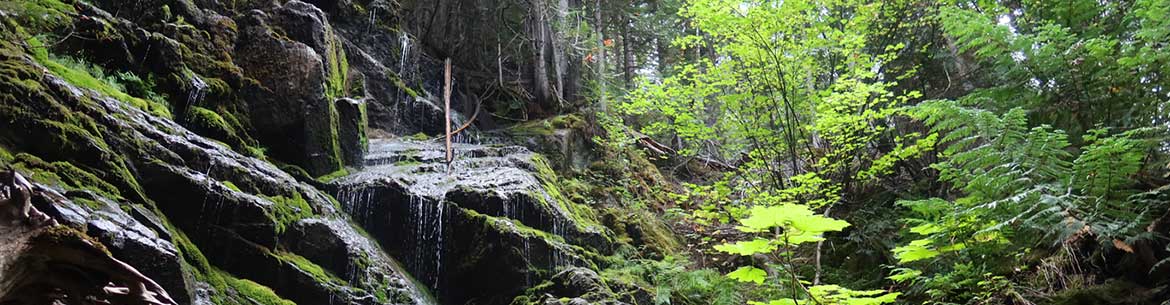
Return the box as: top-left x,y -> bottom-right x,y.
234,2 -> 345,177
493,114 -> 595,172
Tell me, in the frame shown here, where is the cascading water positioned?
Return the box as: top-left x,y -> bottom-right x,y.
330,136 -> 597,304
187,74 -> 208,107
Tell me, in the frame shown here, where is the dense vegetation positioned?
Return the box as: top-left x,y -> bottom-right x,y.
1,0 -> 1168,304
586,0 -> 1170,304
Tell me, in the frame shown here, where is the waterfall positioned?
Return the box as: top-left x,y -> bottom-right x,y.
432,200 -> 444,289
399,33 -> 411,80
406,193 -> 444,291
367,6 -> 377,32
187,74 -> 208,107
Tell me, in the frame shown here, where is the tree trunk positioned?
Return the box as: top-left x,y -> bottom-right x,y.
551,0 -> 570,104
594,0 -> 607,111
532,0 -> 552,108
621,13 -> 634,88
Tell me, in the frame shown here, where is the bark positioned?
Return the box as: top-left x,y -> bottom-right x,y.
551,0 -> 570,103
594,0 -> 607,110
621,14 -> 634,88
532,0 -> 553,108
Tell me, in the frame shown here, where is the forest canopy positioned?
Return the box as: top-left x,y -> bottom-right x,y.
594,0 -> 1170,304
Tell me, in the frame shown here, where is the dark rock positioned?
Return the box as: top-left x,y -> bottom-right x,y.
336,97 -> 369,167
328,139 -> 611,304
547,267 -> 605,297
235,5 -> 343,177
0,39 -> 430,305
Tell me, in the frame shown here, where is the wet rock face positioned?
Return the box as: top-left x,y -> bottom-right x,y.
337,97 -> 370,167
328,139 -> 611,304
33,189 -> 189,304
0,176 -> 177,305
236,2 -> 345,177
0,33 -> 431,305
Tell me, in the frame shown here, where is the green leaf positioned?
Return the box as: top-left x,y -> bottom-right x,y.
790,214 -> 850,233
737,204 -> 849,235
726,266 -> 767,284
714,238 -> 776,256
892,239 -> 940,263
886,268 -> 922,283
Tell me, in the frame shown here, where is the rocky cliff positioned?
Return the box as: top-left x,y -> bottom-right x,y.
0,1 -> 678,304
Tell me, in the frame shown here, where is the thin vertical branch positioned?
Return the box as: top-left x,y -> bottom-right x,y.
444,58 -> 453,166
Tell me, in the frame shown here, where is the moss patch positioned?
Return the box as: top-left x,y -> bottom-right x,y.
530,154 -> 604,232
220,271 -> 298,305
31,52 -> 171,118
508,114 -> 585,136
315,168 -> 349,183
0,0 -> 76,31
262,191 -> 315,235
275,250 -> 347,286
186,106 -> 246,145
464,207 -> 565,244
9,153 -> 123,201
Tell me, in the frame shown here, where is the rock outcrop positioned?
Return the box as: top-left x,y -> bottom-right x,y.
0,23 -> 430,304
0,0 -> 683,304
327,139 -> 613,305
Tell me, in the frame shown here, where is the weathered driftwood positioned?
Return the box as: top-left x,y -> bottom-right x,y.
0,170 -> 176,305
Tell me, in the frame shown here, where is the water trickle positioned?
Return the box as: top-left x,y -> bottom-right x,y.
187,74 -> 208,107
399,33 -> 412,78
367,6 -> 377,32
433,200 -> 444,288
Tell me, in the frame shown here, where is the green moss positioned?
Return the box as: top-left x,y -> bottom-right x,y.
186,106 -> 242,143
276,250 -> 347,286
33,54 -> 171,118
530,154 -> 604,232
386,70 -> 418,96
324,34 -> 349,100
10,153 -> 123,201
262,191 -> 315,235
404,133 -> 431,141
508,114 -> 584,136
222,180 -> 241,192
0,0 -> 76,31
463,207 -> 565,244
394,159 -> 422,166
272,161 -> 313,181
246,146 -> 268,159
329,101 -> 344,170
220,271 -> 298,305
33,225 -> 110,255
315,168 -> 349,183
358,101 -> 369,149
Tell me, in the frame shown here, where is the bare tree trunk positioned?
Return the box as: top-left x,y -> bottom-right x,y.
621,14 -> 634,88
594,0 -> 607,111
532,0 -> 552,108
444,59 -> 453,165
551,0 -> 570,104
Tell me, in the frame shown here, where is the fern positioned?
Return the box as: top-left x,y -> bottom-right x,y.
894,100 -> 1163,302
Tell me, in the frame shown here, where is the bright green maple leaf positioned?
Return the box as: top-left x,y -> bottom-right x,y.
714,238 -> 776,256
726,266 -> 767,284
